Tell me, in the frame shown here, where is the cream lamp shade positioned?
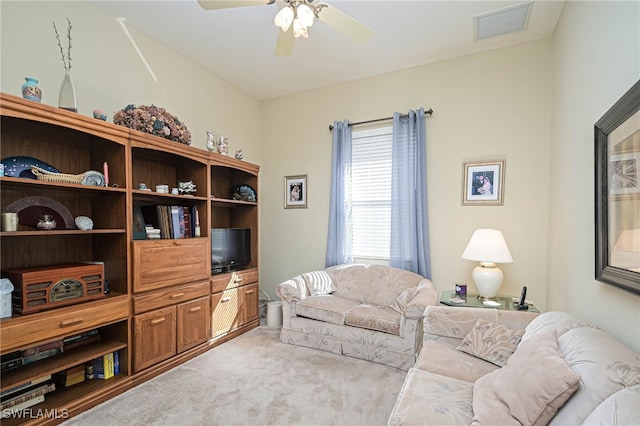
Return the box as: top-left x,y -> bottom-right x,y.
461,229 -> 513,299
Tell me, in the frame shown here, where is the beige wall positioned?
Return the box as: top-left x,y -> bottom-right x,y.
548,0 -> 640,352
260,40 -> 553,310
0,1 -> 262,162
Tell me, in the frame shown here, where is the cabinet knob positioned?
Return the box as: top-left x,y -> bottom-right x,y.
246,289 -> 255,294
189,306 -> 202,313
221,297 -> 231,303
151,317 -> 166,325
170,292 -> 185,300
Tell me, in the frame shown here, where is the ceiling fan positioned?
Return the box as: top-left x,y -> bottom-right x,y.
197,0 -> 373,56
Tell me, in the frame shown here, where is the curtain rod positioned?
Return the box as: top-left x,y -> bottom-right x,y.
328,108 -> 433,131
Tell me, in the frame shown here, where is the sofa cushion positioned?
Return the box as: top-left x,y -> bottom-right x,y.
417,339 -> 499,383
344,304 -> 402,335
520,310 -> 596,343
456,319 -> 524,367
295,295 -> 360,325
388,368 -> 474,426
327,264 -> 423,306
302,270 -> 337,296
549,326 -> 640,425
471,330 -> 580,426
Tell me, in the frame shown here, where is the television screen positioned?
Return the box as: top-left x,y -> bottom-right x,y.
211,228 -> 251,273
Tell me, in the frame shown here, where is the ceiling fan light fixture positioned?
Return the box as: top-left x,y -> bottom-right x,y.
297,3 -> 315,27
293,18 -> 309,38
274,6 -> 294,31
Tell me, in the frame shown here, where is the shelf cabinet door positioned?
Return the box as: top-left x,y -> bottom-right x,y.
177,296 -> 211,353
133,306 -> 176,372
239,283 -> 259,327
211,288 -> 239,339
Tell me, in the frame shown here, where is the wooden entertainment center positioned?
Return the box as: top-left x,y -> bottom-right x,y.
0,93 -> 260,424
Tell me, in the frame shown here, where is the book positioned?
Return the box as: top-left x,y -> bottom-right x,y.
1,394 -> 45,416
1,358 -> 23,372
1,375 -> 51,399
22,340 -> 63,357
183,206 -> 192,238
171,205 -> 181,239
114,351 -> 120,375
0,383 -> 55,410
94,353 -> 114,379
22,347 -> 62,365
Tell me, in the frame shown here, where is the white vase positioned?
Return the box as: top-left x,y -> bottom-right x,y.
58,71 -> 77,112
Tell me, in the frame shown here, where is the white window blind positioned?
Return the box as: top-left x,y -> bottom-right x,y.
351,126 -> 392,259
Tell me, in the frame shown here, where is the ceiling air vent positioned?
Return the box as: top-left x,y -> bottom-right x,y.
474,2 -> 533,40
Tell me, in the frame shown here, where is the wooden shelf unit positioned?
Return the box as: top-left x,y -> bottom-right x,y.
0,93 -> 261,424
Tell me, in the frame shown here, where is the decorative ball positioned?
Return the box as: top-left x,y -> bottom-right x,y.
93,109 -> 107,121
75,215 -> 94,230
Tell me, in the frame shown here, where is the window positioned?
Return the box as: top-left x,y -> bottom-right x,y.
351,126 -> 393,259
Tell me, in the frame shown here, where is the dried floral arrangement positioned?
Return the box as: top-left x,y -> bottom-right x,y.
53,18 -> 72,71
113,104 -> 192,145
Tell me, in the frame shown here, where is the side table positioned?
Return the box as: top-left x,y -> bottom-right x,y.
439,290 -> 540,313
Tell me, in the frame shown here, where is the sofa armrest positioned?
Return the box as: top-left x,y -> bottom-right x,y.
275,275 -> 308,303
404,279 -> 437,319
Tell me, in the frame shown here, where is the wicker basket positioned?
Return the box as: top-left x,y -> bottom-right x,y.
31,166 -> 84,184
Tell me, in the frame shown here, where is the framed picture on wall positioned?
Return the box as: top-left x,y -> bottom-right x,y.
462,160 -> 505,205
595,80 -> 640,295
284,175 -> 308,209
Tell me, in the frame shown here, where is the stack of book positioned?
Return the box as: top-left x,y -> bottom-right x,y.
0,377 -> 55,413
1,341 -> 64,373
53,365 -> 84,387
145,225 -> 161,239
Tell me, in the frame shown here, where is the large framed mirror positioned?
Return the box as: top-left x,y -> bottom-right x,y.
595,80 -> 640,295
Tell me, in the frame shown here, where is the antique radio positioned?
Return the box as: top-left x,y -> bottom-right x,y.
4,262 -> 106,315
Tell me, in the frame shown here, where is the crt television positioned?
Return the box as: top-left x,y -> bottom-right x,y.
211,228 -> 251,274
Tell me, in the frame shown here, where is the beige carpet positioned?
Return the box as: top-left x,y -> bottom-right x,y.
66,326 -> 407,426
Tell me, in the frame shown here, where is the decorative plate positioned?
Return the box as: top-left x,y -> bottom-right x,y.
1,156 -> 59,179
81,170 -> 106,186
230,184 -> 257,202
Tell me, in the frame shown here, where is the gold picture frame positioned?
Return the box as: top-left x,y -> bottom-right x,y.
462,160 -> 505,205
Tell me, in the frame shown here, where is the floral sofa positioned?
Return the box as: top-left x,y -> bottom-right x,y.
276,264 -> 437,370
388,305 -> 640,425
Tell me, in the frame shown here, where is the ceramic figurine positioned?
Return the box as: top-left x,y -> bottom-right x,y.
206,131 -> 216,152
93,109 -> 107,121
37,214 -> 57,230
235,150 -> 244,160
217,136 -> 229,156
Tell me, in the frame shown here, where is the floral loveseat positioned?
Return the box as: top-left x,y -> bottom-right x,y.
276,264 -> 437,370
388,306 -> 640,425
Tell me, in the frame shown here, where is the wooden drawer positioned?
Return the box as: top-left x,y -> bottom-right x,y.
211,268 -> 258,293
0,295 -> 129,353
133,281 -> 209,314
133,238 -> 210,293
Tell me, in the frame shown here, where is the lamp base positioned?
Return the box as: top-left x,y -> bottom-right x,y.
472,262 -> 504,300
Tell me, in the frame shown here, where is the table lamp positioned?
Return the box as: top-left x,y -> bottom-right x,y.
461,229 -> 513,300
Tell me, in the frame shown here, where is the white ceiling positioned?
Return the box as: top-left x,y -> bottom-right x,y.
89,0 -> 565,100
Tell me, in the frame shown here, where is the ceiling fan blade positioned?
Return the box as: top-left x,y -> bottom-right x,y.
274,26 -> 294,56
318,4 -> 373,44
197,0 -> 273,10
